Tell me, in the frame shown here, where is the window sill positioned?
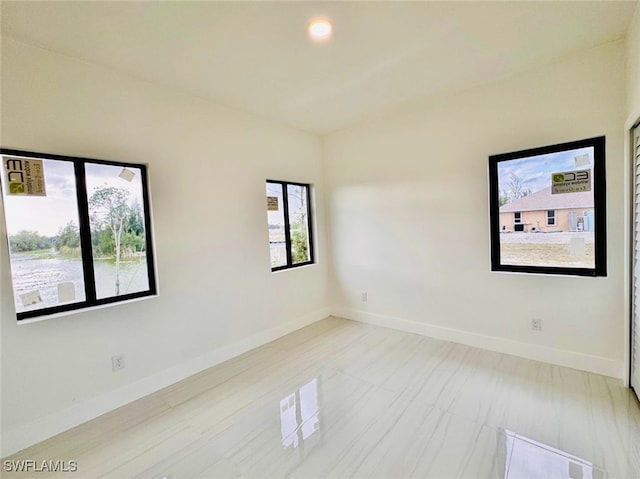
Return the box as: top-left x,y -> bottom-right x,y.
271,262 -> 316,273
16,293 -> 160,325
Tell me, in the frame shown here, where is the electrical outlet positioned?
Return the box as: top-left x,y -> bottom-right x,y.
361,292 -> 368,302
112,354 -> 125,372
531,318 -> 542,331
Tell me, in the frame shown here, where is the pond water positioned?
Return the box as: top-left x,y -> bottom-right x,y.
9,251 -> 149,313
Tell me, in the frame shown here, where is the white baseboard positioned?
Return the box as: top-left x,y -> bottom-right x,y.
333,308 -> 623,380
1,307 -> 330,458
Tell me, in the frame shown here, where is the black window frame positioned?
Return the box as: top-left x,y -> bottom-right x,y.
1,148 -> 157,321
266,179 -> 314,272
488,136 -> 607,277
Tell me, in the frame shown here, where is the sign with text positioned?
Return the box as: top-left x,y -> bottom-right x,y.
4,157 -> 47,196
267,196 -> 279,211
551,169 -> 591,194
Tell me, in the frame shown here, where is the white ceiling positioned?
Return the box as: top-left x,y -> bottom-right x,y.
1,1 -> 637,135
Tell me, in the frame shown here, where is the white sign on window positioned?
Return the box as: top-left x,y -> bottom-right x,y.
267,196 -> 279,211
4,157 -> 47,196
551,169 -> 591,194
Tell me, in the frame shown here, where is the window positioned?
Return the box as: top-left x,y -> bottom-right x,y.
547,210 -> 556,226
1,149 -> 157,321
266,180 -> 313,271
489,136 -> 606,276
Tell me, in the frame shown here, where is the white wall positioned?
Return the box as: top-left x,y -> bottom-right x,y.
627,2 -> 640,122
0,38 -> 330,456
325,41 -> 626,378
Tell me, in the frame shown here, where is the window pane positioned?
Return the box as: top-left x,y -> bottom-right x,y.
497,146 -> 595,269
547,210 -> 555,225
1,157 -> 86,313
266,182 -> 287,268
287,184 -> 311,265
85,163 -> 150,299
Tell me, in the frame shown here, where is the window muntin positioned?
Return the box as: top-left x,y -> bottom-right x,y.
489,136 -> 606,276
266,180 -> 313,271
1,149 -> 157,321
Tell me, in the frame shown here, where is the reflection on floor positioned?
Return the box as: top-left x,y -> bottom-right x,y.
3,317 -> 640,478
504,430 -> 606,479
280,378 -> 320,450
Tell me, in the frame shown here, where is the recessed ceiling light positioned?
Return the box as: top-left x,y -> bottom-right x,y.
308,19 -> 333,41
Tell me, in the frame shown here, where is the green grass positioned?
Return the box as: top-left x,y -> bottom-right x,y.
501,243 -> 595,268
20,248 -> 58,259
59,246 -> 82,259
17,247 -> 81,260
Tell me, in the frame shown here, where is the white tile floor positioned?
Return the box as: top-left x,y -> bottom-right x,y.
4,317 -> 640,478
